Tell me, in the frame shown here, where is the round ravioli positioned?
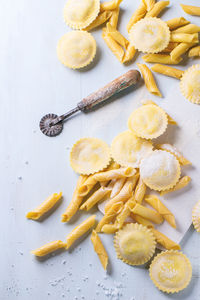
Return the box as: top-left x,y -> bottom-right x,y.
114,223 -> 156,266
111,130 -> 153,168
128,104 -> 168,139
180,64 -> 200,104
192,200 -> 200,233
129,18 -> 170,53
57,31 -> 96,69
70,137 -> 111,175
150,250 -> 192,293
63,0 -> 100,29
140,150 -> 181,191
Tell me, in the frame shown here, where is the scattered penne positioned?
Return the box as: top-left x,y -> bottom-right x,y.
145,1 -> 169,18
102,28 -> 125,62
142,0 -> 155,12
144,195 -> 176,228
122,43 -> 137,63
127,2 -> 147,33
115,196 -> 136,228
109,8 -> 120,28
132,214 -> 154,228
180,4 -> 200,16
26,192 -> 62,220
110,177 -> 126,198
161,42 -> 179,53
151,228 -> 181,250
107,23 -> 129,49
166,17 -> 190,30
131,203 -> 164,224
137,63 -> 162,97
96,202 -> 123,232
170,42 -> 195,61
170,33 -> 199,44
101,223 -> 119,234
91,230 -> 109,270
151,64 -> 184,79
143,54 -> 182,64
160,176 -> 191,196
188,45 -> 200,57
31,240 -> 66,257
134,176 -> 147,204
172,24 -> 200,34
65,215 -> 96,250
100,0 -> 122,11
84,11 -> 112,31
80,187 -> 111,211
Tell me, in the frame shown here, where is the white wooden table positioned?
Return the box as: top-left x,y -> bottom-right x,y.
1,0 -> 200,299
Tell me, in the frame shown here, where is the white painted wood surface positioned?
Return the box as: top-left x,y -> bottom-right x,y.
1,0 -> 200,299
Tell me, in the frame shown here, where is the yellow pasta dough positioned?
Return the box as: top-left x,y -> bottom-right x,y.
180,64 -> 200,104
149,251 -> 192,293
114,223 -> 156,265
63,0 -> 100,29
151,64 -> 184,79
129,18 -> 170,54
91,230 -> 109,270
143,54 -> 182,64
70,137 -> 111,175
128,104 -> 168,139
151,229 -> 181,250
140,150 -> 181,191
57,31 -> 96,69
111,130 -> 153,168
192,200 -> 200,233
31,241 -> 66,257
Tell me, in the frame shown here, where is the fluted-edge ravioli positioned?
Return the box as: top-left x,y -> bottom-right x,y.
192,200 -> 200,232
180,64 -> 200,104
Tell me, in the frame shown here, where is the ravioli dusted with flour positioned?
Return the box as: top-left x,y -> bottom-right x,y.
180,64 -> 200,104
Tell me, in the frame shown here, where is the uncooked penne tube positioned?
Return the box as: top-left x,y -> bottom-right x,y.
134,176 -> 147,204
180,4 -> 200,16
155,143 -> 191,165
143,54 -> 182,64
102,28 -> 125,62
79,167 -> 135,196
110,177 -> 126,198
137,63 -> 162,97
131,203 -> 164,224
115,196 -> 136,228
31,240 -> 66,257
170,33 -> 199,44
96,202 -> 123,232
26,192 -> 62,220
101,223 -> 119,234
161,42 -> 179,53
142,0 -> 155,12
80,187 -> 110,211
109,8 -> 120,29
166,17 -> 190,30
151,228 -> 181,250
188,45 -> 200,57
62,175 -> 87,222
107,23 -> 129,49
145,1 -> 169,18
172,24 -> 200,34
160,176 -> 191,196
151,64 -> 184,79
122,43 -> 137,63
105,177 -> 135,213
127,2 -> 147,33
144,195 -> 176,228
132,214 -> 154,228
100,0 -> 122,11
65,215 -> 96,250
170,42 -> 195,61
84,11 -> 112,31
91,230 -> 109,270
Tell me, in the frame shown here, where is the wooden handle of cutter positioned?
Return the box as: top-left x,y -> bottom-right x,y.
77,69 -> 141,111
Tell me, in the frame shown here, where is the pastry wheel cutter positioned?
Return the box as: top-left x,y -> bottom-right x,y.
39,69 -> 141,137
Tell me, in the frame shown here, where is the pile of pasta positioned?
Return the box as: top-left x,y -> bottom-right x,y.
27,101 -> 192,270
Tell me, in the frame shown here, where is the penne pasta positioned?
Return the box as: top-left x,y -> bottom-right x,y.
170,33 -> 199,44
80,187 -> 111,211
31,240 -> 66,257
145,1 -> 169,18
172,24 -> 200,34
62,175 -> 87,222
137,63 -> 162,97
142,0 -> 155,12
160,176 -> 191,196
155,143 -> 191,166
110,177 -> 126,198
122,43 -> 137,63
166,17 -> 190,30
102,28 -> 125,62
91,230 -> 109,270
127,2 -> 147,33
109,8 -> 120,29
151,228 -> 181,250
131,203 -> 164,224
84,11 -> 112,31
161,42 -> 179,53
132,214 -> 154,228
26,192 -> 62,220
151,64 -> 184,79
101,223 -> 119,234
180,4 -> 200,16
107,23 -> 129,49
134,176 -> 147,204
144,195 -> 176,228
65,215 -> 96,249
188,45 -> 200,57
96,201 -> 123,232
115,196 -> 136,228
100,0 -> 122,11
170,42 -> 195,61
143,54 -> 182,64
